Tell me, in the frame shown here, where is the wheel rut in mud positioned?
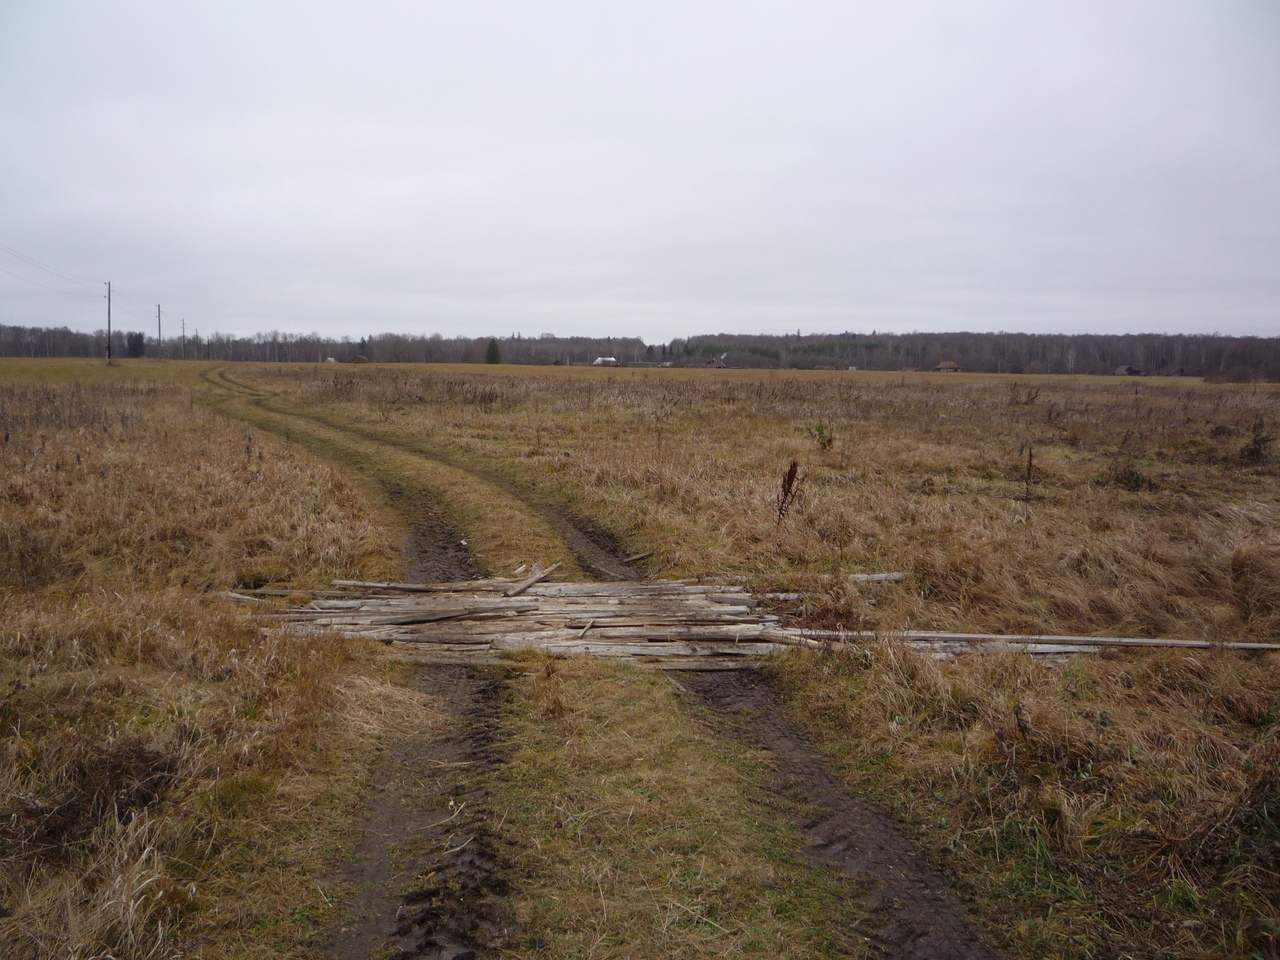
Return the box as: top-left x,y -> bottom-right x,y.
385,484 -> 489,584
323,488 -> 515,959
203,367 -> 641,581
678,668 -> 1006,960
324,664 -> 518,960
290,403 -> 640,582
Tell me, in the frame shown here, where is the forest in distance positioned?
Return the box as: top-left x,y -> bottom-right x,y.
3,321 -> 1279,380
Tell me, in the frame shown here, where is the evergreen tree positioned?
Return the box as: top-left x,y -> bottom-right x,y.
485,338 -> 502,364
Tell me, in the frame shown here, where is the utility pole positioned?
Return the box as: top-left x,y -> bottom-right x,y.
157,304 -> 161,356
105,281 -> 112,363
181,318 -> 186,359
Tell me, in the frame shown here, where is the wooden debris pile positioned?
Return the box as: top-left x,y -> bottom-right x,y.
274,577 -> 793,658
261,575 -> 1280,660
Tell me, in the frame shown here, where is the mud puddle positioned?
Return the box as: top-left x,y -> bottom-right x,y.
324,664 -> 517,960
678,668 -> 1005,960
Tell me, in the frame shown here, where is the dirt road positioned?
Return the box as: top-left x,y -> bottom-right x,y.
206,365 -> 1004,958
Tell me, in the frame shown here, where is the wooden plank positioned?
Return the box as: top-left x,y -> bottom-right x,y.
331,578 -> 516,593
371,602 -> 539,626
504,563 -> 563,597
289,599 -> 767,624
523,583 -> 747,598
244,588 -> 368,597
384,623 -> 771,643
553,612 -> 763,627
707,594 -> 757,607
781,628 -> 1280,652
488,637 -> 787,657
572,624 -> 766,641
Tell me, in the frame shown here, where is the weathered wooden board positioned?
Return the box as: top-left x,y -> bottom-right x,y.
783,628 -> 1280,653
274,578 -> 1280,660
487,638 -> 788,657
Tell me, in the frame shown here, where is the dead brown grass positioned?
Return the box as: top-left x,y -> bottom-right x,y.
249,365 -> 1280,643
229,363 -> 1280,958
0,374 -> 412,958
492,652 -> 868,958
1,379 -> 394,592
770,644 -> 1280,958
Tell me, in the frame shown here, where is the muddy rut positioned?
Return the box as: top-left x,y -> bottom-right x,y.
202,365 -> 641,581
679,668 -> 1006,960
325,664 -> 517,960
320,460 -> 515,959
282,403 -> 641,581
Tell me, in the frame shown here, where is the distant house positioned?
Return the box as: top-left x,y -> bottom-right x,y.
1114,365 -> 1142,376
592,357 -> 619,366
934,360 -> 960,372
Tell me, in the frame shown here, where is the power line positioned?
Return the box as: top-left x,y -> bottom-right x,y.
0,240 -> 101,286
110,287 -> 153,308
0,264 -> 101,297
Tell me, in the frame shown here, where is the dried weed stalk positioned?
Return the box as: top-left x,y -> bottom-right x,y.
775,459 -> 806,525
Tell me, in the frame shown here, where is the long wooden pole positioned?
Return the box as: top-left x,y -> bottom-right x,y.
783,628 -> 1280,653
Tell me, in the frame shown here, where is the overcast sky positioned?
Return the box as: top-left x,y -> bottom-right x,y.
2,2 -> 1278,343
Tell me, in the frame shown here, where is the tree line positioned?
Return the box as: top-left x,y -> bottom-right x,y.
2,322 -> 1277,380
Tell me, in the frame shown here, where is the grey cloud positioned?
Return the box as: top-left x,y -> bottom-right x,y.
2,1 -> 1278,341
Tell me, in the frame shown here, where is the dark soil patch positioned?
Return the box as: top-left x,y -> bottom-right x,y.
1,738 -> 178,862
323,664 -> 518,960
384,485 -> 487,584
542,504 -> 640,582
404,510 -> 487,584
678,668 -> 1006,960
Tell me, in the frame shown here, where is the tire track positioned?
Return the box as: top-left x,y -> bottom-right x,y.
324,664 -> 519,960
678,668 -> 1007,960
206,364 -> 1009,957
201,365 -> 640,581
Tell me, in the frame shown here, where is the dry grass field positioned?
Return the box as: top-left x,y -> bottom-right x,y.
3,357 -> 1278,959
0,362 -> 409,957
249,363 -> 1280,639
231,362 -> 1280,958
